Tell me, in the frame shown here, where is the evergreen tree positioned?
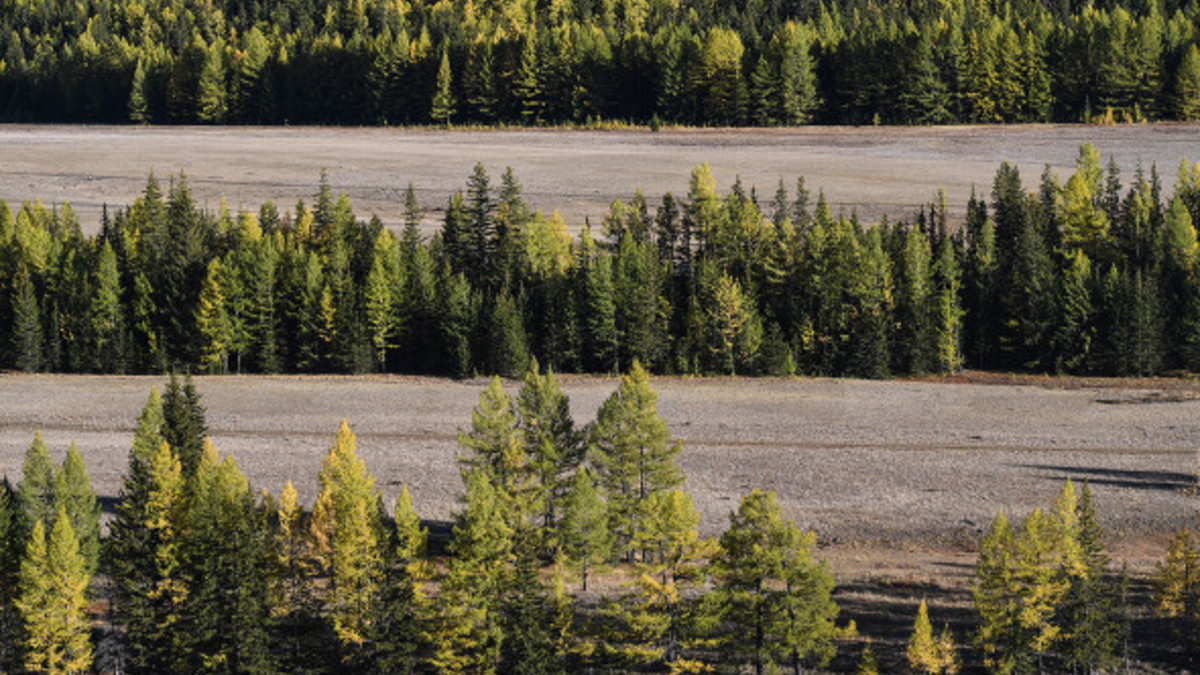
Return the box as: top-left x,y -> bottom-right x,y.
485,290 -> 529,378
459,377 -> 538,528
712,489 -> 843,675
1154,528 -> 1200,663
53,442 -> 100,575
371,486 -> 430,675
11,263 -> 42,372
162,373 -> 207,481
589,361 -> 683,560
89,240 -> 125,372
175,443 -> 272,673
1177,45 -> 1200,121
430,469 -> 514,675
195,257 -> 231,374
907,599 -> 939,674
0,479 -> 23,673
17,431 -> 55,528
431,45 -> 456,125
310,420 -> 383,659
16,509 -> 92,675
578,235 -> 619,372
558,468 -> 611,591
124,439 -> 189,673
517,360 -> 584,535
197,39 -> 228,123
129,58 -> 151,124
1050,250 -> 1094,374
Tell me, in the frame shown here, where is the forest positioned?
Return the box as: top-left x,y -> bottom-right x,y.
1,370 -> 1196,674
2,144 -> 1200,379
3,0 -> 1200,126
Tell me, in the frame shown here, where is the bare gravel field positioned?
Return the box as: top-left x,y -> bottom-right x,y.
0,372 -> 1194,581
3,124 -> 1200,232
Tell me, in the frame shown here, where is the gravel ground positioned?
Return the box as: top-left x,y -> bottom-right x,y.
3,124 -> 1199,233
0,372 -> 1194,578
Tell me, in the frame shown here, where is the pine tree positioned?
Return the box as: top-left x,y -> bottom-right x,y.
558,468 -> 611,591
364,246 -> 395,373
0,479 -> 23,673
1154,528 -> 1200,662
129,58 -> 151,124
371,486 -> 430,674
1051,250 -> 1094,374
53,442 -> 100,575
517,360 -> 584,535
578,238 -> 618,372
178,442 -> 272,673
11,263 -> 43,372
712,489 -> 843,675
162,374 -> 208,482
90,240 -> 125,373
311,420 -> 383,658
486,290 -> 529,378
431,45 -> 456,125
500,536 -> 563,675
897,226 -> 934,374
196,257 -> 231,374
430,469 -> 514,675
16,509 -> 92,675
459,377 -> 538,528
1177,44 -> 1200,121
17,431 -> 55,529
974,511 -> 1027,674
907,599 -> 939,674
589,361 -> 683,560
604,488 -> 714,672
197,39 -> 228,123
121,439 -> 188,673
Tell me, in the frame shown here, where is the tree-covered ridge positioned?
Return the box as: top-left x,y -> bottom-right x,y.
0,374 -> 1194,672
3,0 -> 1200,125
3,145 -> 1200,378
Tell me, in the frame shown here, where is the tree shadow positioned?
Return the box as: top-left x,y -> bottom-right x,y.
1015,464 -> 1194,492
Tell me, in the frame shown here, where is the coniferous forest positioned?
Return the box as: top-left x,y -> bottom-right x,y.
0,370 -> 1196,674
4,0 -> 1200,125
3,144 -> 1200,379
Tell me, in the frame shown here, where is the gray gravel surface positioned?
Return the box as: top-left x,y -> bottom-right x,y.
0,373 -> 1193,564
3,124 -> 1199,233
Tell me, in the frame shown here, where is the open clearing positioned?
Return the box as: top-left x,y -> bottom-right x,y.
0,373 -> 1194,582
3,124 -> 1200,232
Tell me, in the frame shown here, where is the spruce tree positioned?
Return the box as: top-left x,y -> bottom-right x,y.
0,479 -> 24,673
459,377 -> 538,528
430,469 -> 514,675
178,442 -> 272,673
558,468 -> 611,592
89,240 -> 125,373
16,509 -> 92,675
17,431 -> 55,529
517,360 -> 584,535
53,442 -> 100,575
712,489 -> 843,675
11,263 -> 43,373
162,373 -> 207,482
431,45 -> 456,125
589,361 -> 683,560
371,486 -> 430,675
1154,528 -> 1200,662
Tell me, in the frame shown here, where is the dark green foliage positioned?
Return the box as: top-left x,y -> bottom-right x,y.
10,264 -> 42,373
162,373 -> 208,482
2,154 -> 1199,380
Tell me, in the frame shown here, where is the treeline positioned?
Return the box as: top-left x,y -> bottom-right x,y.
4,146 -> 1200,379
0,372 -> 1196,673
4,0 -> 1200,126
